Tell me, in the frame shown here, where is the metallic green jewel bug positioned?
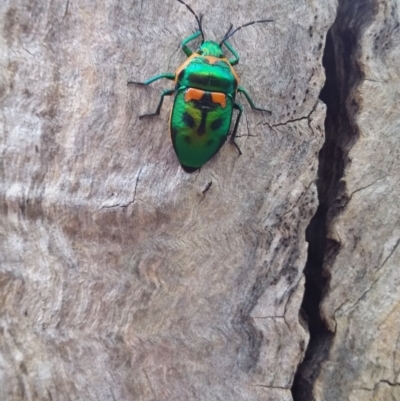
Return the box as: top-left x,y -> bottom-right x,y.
129,0 -> 273,173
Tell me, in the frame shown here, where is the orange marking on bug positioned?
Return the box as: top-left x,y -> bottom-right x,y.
205,56 -> 239,85
211,92 -> 226,108
185,88 -> 205,103
204,56 -> 221,65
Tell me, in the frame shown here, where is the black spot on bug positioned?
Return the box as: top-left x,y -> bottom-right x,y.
191,93 -> 220,136
191,74 -> 209,86
193,93 -> 216,110
198,114 -> 207,135
181,164 -> 199,173
182,112 -> 195,128
177,70 -> 185,82
191,74 -> 231,91
211,118 -> 223,130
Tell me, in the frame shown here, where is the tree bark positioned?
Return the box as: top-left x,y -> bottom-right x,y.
293,0 -> 400,400
4,0 -> 399,400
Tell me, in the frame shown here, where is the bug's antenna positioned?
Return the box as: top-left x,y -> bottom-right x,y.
220,19 -> 273,45
221,23 -> 234,42
176,0 -> 205,43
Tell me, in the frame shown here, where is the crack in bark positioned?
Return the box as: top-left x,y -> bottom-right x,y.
356,379 -> 400,391
347,176 -> 386,201
263,101 -> 318,129
21,46 -> 37,62
197,181 -> 212,206
251,384 -> 289,390
348,235 -> 399,314
235,112 -> 256,139
143,369 -> 157,399
331,299 -> 348,330
334,234 -> 400,322
264,115 -> 308,128
252,314 -> 290,331
364,78 -> 381,83
64,0 -> 70,18
380,380 -> 400,387
291,0 -> 378,397
348,275 -> 380,313
99,167 -> 143,210
374,237 -> 400,278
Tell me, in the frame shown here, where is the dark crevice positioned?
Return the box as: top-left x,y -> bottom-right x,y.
291,0 -> 378,400
291,28 -> 337,401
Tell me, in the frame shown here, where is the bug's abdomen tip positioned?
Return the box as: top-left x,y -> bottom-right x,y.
180,164 -> 200,173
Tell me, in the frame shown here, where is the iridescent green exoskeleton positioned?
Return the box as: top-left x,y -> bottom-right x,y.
129,0 -> 273,173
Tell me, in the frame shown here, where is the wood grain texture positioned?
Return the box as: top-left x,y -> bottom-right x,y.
315,0 -> 400,400
0,0 -> 335,400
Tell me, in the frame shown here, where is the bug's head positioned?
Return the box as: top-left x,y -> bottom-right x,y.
197,41 -> 224,58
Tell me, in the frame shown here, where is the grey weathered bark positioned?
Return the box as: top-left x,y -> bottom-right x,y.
293,0 -> 400,400
1,0 -> 398,400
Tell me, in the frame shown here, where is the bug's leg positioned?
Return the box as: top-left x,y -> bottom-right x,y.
128,73 -> 175,86
231,103 -> 243,155
223,40 -> 240,66
181,31 -> 202,57
238,86 -> 271,114
139,89 -> 174,119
